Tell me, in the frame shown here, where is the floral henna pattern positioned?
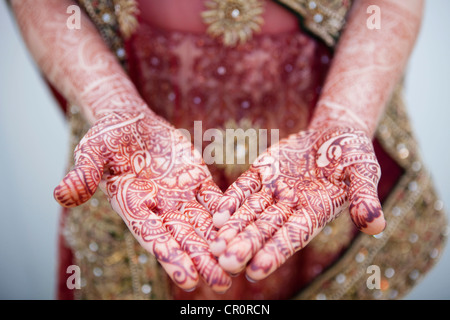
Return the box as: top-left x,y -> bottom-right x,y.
12,0 -> 231,293
54,112 -> 231,292
211,127 -> 386,279
11,0 -> 150,124
309,0 -> 424,135
210,0 -> 423,282
14,0 -> 423,295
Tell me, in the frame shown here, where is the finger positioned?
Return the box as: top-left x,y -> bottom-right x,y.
54,143 -> 105,207
180,200 -> 217,242
218,202 -> 293,274
294,176 -> 349,226
107,177 -> 199,292
347,162 -> 386,235
245,207 -> 322,281
162,209 -> 232,293
196,179 -> 223,214
213,169 -> 261,228
210,191 -> 273,256
245,179 -> 348,281
119,205 -> 200,291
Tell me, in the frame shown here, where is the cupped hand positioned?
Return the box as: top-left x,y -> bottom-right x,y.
210,126 -> 386,281
54,111 -> 231,293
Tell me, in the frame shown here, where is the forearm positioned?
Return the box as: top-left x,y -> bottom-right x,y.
309,0 -> 424,137
11,0 -> 150,124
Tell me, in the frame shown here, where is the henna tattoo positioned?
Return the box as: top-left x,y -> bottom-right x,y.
310,0 -> 424,136
211,0 -> 423,282
11,0 -> 149,124
54,111 -> 232,292
212,127 -> 386,280
12,0 -> 232,292
13,0 -> 424,294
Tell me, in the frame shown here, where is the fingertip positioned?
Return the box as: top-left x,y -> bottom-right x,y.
210,273 -> 233,294
245,273 -> 258,283
53,166 -> 101,207
212,279 -> 232,294
213,211 -> 230,228
196,180 -> 223,214
213,287 -> 230,295
144,236 -> 200,293
361,215 -> 387,236
210,238 -> 227,256
53,180 -> 78,208
182,285 -> 197,293
218,254 -> 245,275
53,184 -> 63,203
349,194 -> 385,236
174,275 -> 200,293
245,265 -> 269,282
214,195 -> 239,223
245,246 -> 279,282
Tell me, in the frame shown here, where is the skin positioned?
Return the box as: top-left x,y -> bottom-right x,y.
11,0 -> 424,292
11,0 -> 232,293
210,0 -> 424,281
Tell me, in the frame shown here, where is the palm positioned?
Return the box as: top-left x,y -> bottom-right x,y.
54,111 -> 231,293
210,127 -> 386,281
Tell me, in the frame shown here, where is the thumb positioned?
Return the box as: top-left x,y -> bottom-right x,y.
347,162 -> 386,235
54,145 -> 105,208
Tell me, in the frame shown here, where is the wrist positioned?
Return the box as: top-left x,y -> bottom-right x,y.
77,74 -> 154,123
308,100 -> 376,137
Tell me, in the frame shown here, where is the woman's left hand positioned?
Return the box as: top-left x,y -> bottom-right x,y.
210,126 -> 386,281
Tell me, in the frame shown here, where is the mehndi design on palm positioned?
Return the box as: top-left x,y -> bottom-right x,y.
54,111 -> 232,293
210,126 -> 386,281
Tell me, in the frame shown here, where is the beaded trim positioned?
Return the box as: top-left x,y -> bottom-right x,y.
76,0 -> 139,68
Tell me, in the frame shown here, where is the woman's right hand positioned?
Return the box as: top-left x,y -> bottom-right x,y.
54,110 -> 232,293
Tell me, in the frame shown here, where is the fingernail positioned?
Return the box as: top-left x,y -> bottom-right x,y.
215,289 -> 228,295
245,273 -> 257,283
182,286 -> 197,293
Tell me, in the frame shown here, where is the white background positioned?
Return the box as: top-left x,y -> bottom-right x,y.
0,1 -> 449,299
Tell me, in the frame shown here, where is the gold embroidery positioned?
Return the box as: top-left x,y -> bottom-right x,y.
113,0 -> 139,39
275,0 -> 352,46
76,0 -> 139,68
202,0 -> 265,46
